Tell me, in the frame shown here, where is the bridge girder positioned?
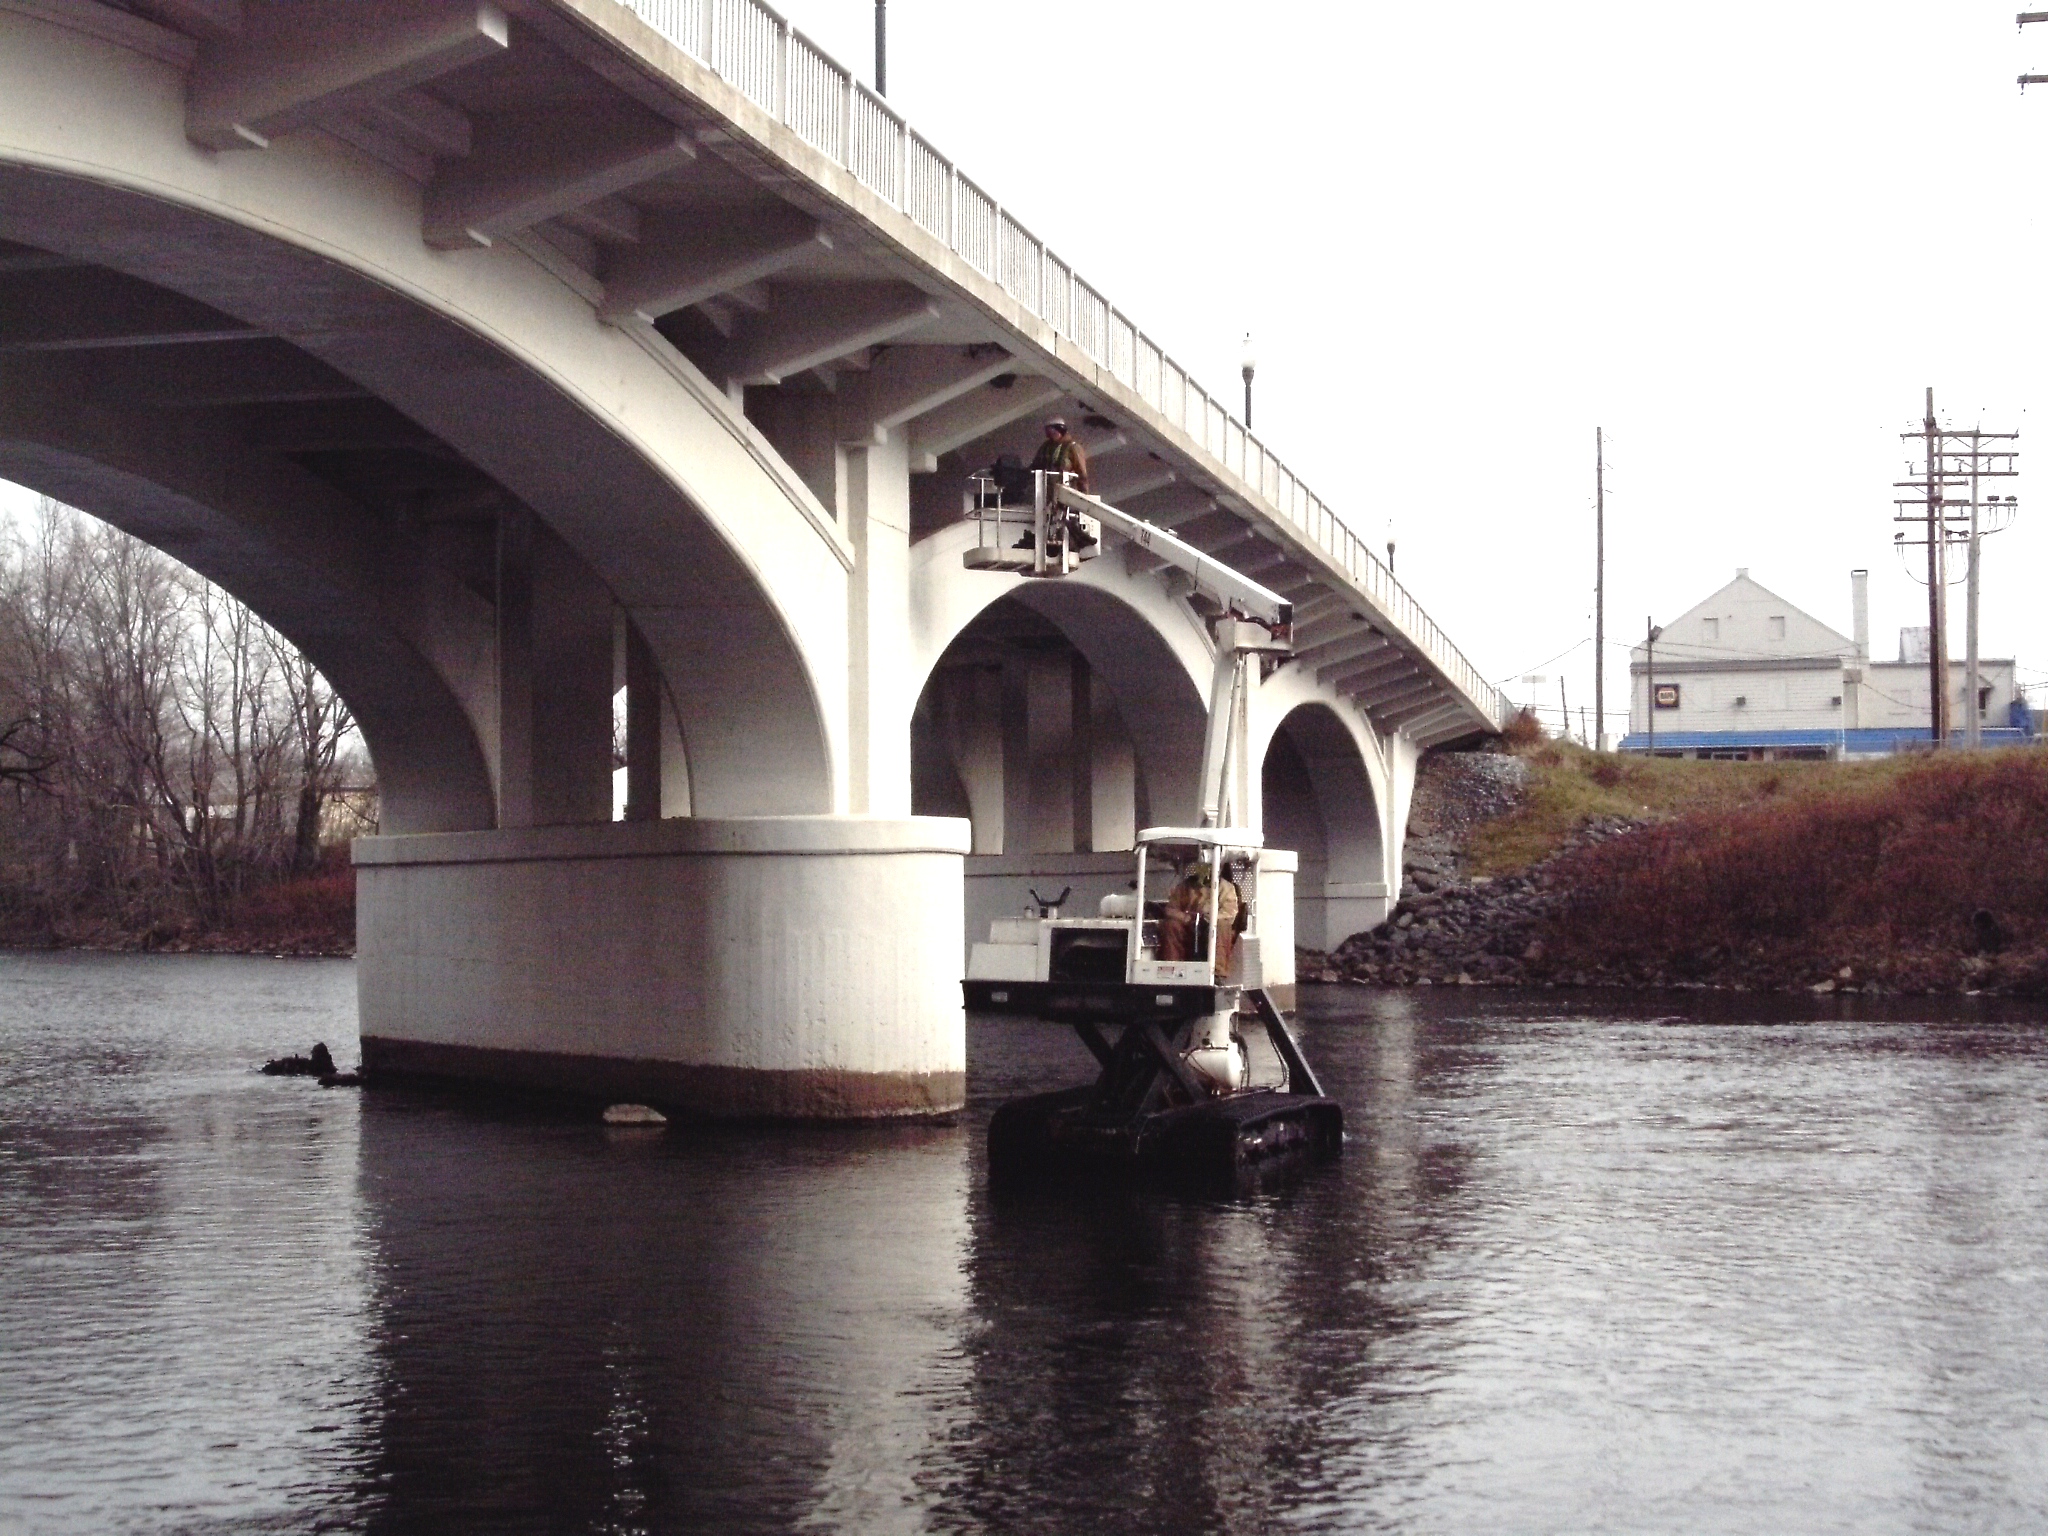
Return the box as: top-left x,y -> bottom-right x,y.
599,207 -> 829,326
1327,649 -> 1423,692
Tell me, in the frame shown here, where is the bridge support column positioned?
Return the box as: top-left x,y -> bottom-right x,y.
1258,849 -> 1298,1006
846,436 -> 913,813
496,513 -> 614,828
356,817 -> 969,1119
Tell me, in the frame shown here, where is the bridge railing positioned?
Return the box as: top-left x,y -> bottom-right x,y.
620,0 -> 1508,730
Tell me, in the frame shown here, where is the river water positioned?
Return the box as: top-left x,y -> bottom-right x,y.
2,953 -> 2046,1534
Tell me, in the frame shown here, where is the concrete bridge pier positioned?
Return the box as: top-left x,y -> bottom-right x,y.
356,816 -> 969,1119
356,485 -> 970,1120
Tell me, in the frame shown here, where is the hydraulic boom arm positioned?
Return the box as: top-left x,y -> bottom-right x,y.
1049,480 -> 1291,828
1052,482 -> 1293,631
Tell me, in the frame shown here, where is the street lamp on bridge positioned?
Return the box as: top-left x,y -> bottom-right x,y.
1241,332 -> 1256,429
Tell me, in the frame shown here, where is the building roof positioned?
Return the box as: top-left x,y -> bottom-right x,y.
1632,570 -> 1854,666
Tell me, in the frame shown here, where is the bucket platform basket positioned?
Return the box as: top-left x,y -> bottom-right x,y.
963,469 -> 1098,577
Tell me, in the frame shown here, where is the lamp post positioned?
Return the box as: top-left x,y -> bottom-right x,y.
874,0 -> 885,94
1645,618 -> 1664,756
1240,333 -> 1255,428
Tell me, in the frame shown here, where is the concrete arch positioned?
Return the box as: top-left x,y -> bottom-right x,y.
0,18 -> 843,814
910,529 -> 1217,848
0,388 -> 498,834
1261,700 -> 1393,951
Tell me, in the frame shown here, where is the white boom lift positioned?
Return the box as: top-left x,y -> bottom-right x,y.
961,470 -> 1341,1181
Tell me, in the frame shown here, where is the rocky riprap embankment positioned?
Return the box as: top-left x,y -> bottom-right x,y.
1396,750 -> 1527,890
1295,748 -> 2039,997
1297,813 -> 1640,988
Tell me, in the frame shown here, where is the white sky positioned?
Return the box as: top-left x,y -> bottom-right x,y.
798,0 -> 2048,736
9,0 -> 2046,740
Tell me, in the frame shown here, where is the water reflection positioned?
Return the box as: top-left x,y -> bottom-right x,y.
0,954 -> 379,1533
353,1103 -> 972,1535
4,959 -> 2048,1532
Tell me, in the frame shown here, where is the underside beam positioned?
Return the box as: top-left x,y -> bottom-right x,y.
188,0 -> 508,151
599,208 -> 829,324
720,286 -> 938,386
909,378 -> 1063,461
425,106 -> 696,251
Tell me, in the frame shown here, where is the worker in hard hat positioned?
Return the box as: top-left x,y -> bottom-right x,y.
1014,417 -> 1096,553
1030,416 -> 1090,493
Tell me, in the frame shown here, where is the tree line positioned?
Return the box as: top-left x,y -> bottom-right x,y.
0,497 -> 372,942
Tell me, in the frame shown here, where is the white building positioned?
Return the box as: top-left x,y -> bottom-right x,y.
1622,569 -> 2029,758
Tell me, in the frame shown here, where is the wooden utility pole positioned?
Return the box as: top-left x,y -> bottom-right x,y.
1967,432 -> 1982,749
1595,427 -> 1606,750
1925,388 -> 1948,746
1893,392 -> 2016,750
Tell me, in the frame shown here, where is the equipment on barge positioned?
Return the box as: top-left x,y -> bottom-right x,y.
961,467 -> 1343,1181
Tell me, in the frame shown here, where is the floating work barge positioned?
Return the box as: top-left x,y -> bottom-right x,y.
967,828 -> 1343,1184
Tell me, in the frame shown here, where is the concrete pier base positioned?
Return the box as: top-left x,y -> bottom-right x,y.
356,817 -> 970,1119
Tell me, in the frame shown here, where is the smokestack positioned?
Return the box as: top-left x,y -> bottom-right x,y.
1851,569 -> 1869,663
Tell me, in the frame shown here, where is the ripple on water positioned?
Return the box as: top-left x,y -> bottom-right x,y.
3,960 -> 2048,1532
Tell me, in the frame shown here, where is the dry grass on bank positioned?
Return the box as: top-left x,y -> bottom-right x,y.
1464,740 -> 1921,877
1521,747 -> 2048,992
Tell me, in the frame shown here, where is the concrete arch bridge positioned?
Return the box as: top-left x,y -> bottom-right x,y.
0,0 -> 1504,1116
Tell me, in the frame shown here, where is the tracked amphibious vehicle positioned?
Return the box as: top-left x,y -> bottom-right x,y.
960,468 -> 1343,1182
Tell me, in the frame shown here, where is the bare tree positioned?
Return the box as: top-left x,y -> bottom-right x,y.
270,637 -> 353,874
0,496 -> 376,938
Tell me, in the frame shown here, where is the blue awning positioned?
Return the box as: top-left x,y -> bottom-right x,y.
1616,727 -> 2033,753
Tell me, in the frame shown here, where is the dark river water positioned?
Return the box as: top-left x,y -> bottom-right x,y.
3,953 -> 2047,1533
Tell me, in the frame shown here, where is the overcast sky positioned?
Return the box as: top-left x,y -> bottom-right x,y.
7,0 -> 2044,740
782,0 -> 2048,736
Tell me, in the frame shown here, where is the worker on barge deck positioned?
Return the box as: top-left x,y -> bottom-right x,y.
1158,860 -> 1243,975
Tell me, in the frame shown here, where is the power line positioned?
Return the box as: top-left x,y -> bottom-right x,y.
1495,635 -> 1592,685
1892,388 -> 2019,748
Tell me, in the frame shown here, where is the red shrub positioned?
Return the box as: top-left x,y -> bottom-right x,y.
228,863 -> 356,953
1542,753 -> 2048,986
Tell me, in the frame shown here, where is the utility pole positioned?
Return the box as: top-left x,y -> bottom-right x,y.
1595,427 -> 1606,751
1926,389 -> 1947,745
1559,675 -> 1570,744
1894,391 -> 2017,750
1645,617 -> 1663,756
1968,434 -> 1982,748
874,0 -> 886,94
